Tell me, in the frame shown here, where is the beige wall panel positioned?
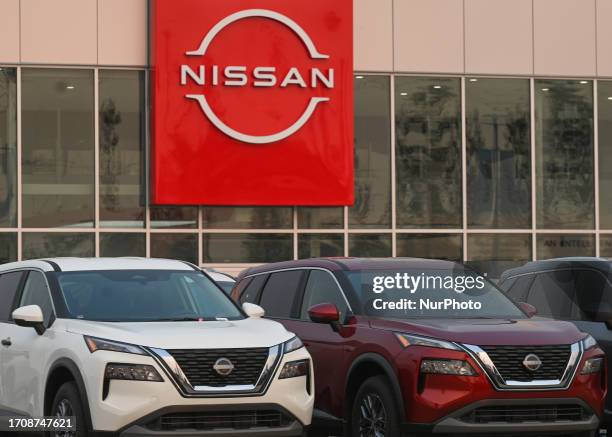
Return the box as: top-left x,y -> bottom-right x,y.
99,0 -> 147,66
534,0 -> 596,76
354,0 -> 393,71
21,0 -> 97,64
394,0 -> 464,73
465,0 -> 533,75
0,0 -> 20,63
597,0 -> 612,77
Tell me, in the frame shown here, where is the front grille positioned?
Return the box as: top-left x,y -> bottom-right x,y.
146,410 -> 292,431
481,345 -> 571,381
461,404 -> 590,424
167,348 -> 269,387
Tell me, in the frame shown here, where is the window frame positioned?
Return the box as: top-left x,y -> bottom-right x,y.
297,269 -> 351,322
0,271 -> 27,324
10,268 -> 57,328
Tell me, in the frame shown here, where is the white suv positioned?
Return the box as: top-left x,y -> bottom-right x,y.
0,258 -> 313,436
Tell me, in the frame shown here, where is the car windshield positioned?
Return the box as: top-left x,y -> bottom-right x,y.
346,267 -> 525,319
53,270 -> 244,322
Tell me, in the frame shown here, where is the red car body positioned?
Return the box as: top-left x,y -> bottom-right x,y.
232,258 -> 607,436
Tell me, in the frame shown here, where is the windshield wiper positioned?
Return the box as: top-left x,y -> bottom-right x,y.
150,317 -> 204,322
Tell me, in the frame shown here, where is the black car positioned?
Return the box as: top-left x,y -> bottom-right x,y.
499,257 -> 612,429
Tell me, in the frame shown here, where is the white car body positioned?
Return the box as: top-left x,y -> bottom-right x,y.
0,258 -> 313,436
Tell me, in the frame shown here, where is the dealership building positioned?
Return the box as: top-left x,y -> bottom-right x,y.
1,0 -> 612,277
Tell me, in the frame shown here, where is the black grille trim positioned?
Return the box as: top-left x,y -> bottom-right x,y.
461,404 -> 592,424
145,409 -> 293,431
480,345 -> 571,382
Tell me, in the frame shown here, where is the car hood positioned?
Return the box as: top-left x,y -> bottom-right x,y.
60,317 -> 293,350
368,317 -> 586,346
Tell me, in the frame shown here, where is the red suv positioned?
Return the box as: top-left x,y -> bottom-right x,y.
231,258 -> 606,437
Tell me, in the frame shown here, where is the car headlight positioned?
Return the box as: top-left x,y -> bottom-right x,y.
581,334 -> 598,351
279,359 -> 310,379
283,336 -> 304,354
395,333 -> 461,351
421,359 -> 477,376
105,363 -> 163,381
84,336 -> 147,355
581,357 -> 604,375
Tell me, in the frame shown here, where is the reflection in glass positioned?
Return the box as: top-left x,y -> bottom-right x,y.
536,234 -> 595,259
150,233 -> 198,264
203,234 -> 292,263
599,81 -> 612,229
467,234 -> 531,279
467,79 -> 531,228
150,207 -> 198,229
349,234 -> 392,257
535,80 -> 594,229
395,77 -> 461,228
23,233 -> 94,259
298,234 -> 343,258
350,76 -> 391,228
599,235 -> 612,258
203,207 -> 292,229
0,69 -> 16,227
396,234 -> 462,261
298,207 -> 343,229
99,71 -> 144,228
22,69 -> 95,227
0,233 -> 16,263
100,233 -> 145,257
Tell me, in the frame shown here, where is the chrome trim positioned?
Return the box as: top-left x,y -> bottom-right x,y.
147,344 -> 283,397
461,342 -> 583,391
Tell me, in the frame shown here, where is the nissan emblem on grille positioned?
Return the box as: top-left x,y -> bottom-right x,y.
213,358 -> 235,376
523,354 -> 543,372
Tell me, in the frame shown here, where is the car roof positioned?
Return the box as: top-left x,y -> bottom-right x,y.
0,257 -> 197,273
237,257 -> 462,279
500,257 -> 612,282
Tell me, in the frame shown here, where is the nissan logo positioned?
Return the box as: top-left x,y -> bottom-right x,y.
522,353 -> 542,372
213,358 -> 235,376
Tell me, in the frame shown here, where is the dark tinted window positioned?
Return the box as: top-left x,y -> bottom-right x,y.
504,275 -> 534,303
0,271 -> 23,321
528,270 -> 577,319
300,270 -> 348,320
20,271 -> 54,325
259,271 -> 304,318
573,269 -> 612,321
239,275 -> 267,304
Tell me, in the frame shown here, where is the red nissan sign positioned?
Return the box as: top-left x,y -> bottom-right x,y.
151,0 -> 354,205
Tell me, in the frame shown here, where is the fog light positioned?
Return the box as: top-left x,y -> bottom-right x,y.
581,357 -> 604,375
105,363 -> 163,381
420,359 -> 476,376
279,359 -> 309,379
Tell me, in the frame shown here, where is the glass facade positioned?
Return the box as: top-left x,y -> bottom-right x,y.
2,68 -> 611,277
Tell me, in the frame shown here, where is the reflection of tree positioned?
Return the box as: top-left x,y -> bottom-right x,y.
540,83 -> 593,228
100,98 -> 122,212
395,83 -> 460,227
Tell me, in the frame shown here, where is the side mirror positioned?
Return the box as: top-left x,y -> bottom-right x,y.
242,302 -> 265,319
308,303 -> 340,324
519,302 -> 537,318
12,305 -> 46,335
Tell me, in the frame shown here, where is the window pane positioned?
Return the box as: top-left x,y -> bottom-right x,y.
535,80 -> 594,229
536,234 -> 595,259
395,77 -> 461,228
150,207 -> 197,229
150,233 -> 197,264
0,233 -> 16,264
99,233 -> 145,257
396,234 -> 462,261
203,234 -> 292,263
20,271 -> 53,325
467,78 -> 531,228
259,271 -> 304,318
598,81 -> 612,228
99,70 -> 144,228
599,235 -> 612,258
0,68 -> 16,227
298,234 -> 344,259
350,76 -> 391,228
298,207 -> 343,229
467,234 -> 531,279
22,69 -> 95,228
203,207 -> 292,229
529,271 -> 576,319
300,270 -> 348,320
23,233 -> 94,259
0,271 -> 23,321
348,234 -> 391,257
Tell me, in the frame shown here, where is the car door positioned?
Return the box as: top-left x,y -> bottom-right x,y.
0,270 -> 26,415
2,270 -> 56,416
279,269 -> 351,418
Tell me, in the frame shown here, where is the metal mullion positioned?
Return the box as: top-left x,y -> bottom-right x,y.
144,68 -> 151,258
198,207 -> 203,266
594,80 -> 601,256
293,207 -> 298,260
344,206 -> 349,256
461,77 -> 467,262
94,68 -> 100,257
530,78 -> 537,260
16,66 -> 22,260
390,75 -> 397,257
